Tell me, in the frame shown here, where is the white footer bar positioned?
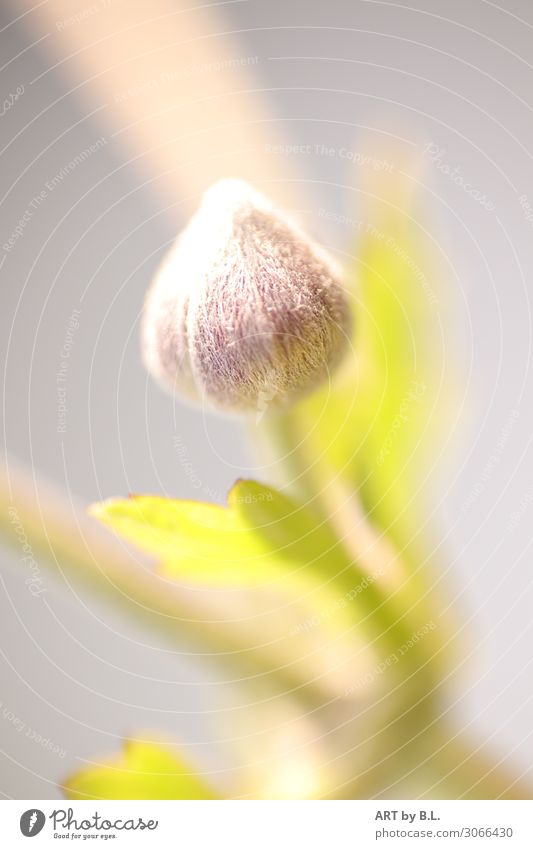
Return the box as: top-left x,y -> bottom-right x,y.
1,800 -> 533,848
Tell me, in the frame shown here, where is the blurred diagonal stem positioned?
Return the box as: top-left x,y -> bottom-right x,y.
259,413 -> 445,677
257,415 -> 533,800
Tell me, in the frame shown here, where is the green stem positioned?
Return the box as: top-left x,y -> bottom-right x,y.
257,414 -> 445,682
366,709 -> 533,800
253,414 -> 533,800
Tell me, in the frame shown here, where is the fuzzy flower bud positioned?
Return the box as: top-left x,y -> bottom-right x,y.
142,179 -> 351,413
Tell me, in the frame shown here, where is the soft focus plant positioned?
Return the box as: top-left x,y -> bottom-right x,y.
1,176 -> 530,801
70,180 -> 531,799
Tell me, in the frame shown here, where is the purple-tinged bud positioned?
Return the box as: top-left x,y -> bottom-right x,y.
142,179 -> 351,413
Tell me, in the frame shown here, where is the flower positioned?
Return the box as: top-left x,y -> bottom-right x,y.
142,179 -> 351,413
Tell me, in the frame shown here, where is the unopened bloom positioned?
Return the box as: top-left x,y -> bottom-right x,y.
142,179 -> 351,413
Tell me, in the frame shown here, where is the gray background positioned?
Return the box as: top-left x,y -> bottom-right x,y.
1,0 -> 532,797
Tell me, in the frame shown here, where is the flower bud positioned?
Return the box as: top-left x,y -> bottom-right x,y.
142,179 -> 351,413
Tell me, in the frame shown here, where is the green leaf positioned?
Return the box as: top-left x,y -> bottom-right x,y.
90,480 -> 398,694
91,479 -> 353,589
63,739 -> 219,800
91,479 -> 432,681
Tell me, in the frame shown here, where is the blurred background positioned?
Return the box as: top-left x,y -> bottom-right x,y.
1,0 -> 532,798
